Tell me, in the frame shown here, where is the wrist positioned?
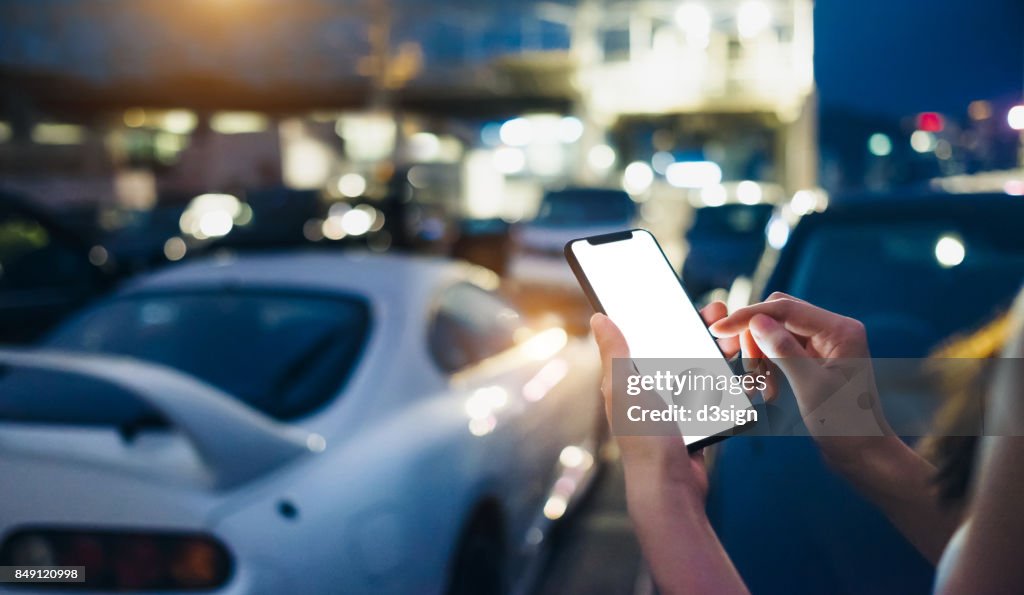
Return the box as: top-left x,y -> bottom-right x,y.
624,465 -> 707,521
817,434 -> 904,478
624,481 -> 747,595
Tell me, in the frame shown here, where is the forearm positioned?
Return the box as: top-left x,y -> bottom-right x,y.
624,466 -> 749,595
821,435 -> 962,563
939,326 -> 1024,593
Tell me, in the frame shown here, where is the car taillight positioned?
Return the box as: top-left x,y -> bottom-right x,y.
170,538 -> 224,589
0,529 -> 232,591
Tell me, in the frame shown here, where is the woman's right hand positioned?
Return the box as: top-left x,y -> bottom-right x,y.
710,293 -> 966,565
708,293 -> 894,464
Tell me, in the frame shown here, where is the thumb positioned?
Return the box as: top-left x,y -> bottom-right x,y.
748,314 -> 826,402
748,314 -> 807,359
589,315 -> 626,366
591,313 -> 630,373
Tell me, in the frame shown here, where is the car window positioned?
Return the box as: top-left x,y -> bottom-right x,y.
533,189 -> 635,227
10,291 -> 371,425
687,204 -> 774,238
0,208 -> 94,290
782,223 -> 1024,356
429,282 -> 524,372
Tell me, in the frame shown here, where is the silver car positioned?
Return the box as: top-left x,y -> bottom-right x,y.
0,251 -> 605,594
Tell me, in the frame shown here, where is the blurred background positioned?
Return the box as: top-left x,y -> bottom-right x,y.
0,0 -> 1023,594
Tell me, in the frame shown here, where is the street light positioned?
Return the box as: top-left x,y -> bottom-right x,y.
623,161 -> 654,195
1009,105 -> 1024,131
499,118 -> 533,146
587,144 -> 616,172
868,133 -> 892,157
675,3 -> 712,49
1009,105 -> 1024,168
666,161 -> 722,188
737,1 -> 772,39
910,130 -> 937,153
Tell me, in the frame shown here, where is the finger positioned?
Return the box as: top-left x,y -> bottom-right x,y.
747,314 -> 826,398
749,314 -> 809,359
766,293 -> 814,349
741,328 -> 764,360
701,301 -> 740,357
717,334 -> 741,359
709,298 -> 838,339
766,291 -> 806,303
740,329 -> 779,401
699,301 -> 728,325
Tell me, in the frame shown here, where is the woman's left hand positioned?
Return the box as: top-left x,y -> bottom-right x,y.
591,301 -> 751,595
591,301 -> 738,505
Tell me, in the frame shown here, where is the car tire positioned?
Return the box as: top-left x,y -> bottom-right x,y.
446,506 -> 506,595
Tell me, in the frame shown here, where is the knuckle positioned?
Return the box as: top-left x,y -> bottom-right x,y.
772,298 -> 795,314
774,336 -> 800,356
840,317 -> 866,338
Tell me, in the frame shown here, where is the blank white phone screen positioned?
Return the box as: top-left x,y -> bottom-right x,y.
570,229 -> 752,444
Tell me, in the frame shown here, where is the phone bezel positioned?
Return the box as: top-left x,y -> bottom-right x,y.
564,227 -> 757,452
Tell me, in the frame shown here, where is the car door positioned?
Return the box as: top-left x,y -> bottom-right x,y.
427,282 -> 569,555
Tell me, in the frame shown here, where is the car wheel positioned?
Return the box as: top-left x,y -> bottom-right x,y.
446,506 -> 506,595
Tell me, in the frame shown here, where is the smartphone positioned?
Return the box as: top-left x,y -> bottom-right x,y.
564,228 -> 756,450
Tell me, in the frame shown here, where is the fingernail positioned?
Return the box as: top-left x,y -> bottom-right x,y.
708,321 -> 729,337
591,313 -> 610,332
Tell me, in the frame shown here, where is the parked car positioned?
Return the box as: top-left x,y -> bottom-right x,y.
509,187 -> 637,288
101,202 -> 192,272
104,188 -> 322,273
708,192 -> 1024,595
507,188 -> 638,335
0,252 -> 604,594
681,202 -> 775,299
752,191 -> 1024,356
451,218 -> 513,276
210,187 -> 321,250
0,191 -> 114,343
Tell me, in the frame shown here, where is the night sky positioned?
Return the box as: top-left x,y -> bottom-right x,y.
815,0 -> 1024,116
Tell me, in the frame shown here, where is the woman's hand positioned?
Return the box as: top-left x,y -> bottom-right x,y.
591,301 -> 737,503
590,301 -> 750,595
712,293 -> 967,563
709,293 -> 893,451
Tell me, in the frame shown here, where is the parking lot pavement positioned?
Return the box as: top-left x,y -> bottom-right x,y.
532,455 -> 645,595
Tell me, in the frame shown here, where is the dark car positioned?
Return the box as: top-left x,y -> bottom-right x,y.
104,188 -> 327,271
0,192 -> 114,343
708,192 -> 1024,595
681,203 -> 775,298
210,187 -> 321,250
101,202 -> 190,273
757,192 -> 1024,356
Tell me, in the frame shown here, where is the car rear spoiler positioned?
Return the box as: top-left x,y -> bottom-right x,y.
0,349 -> 319,490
